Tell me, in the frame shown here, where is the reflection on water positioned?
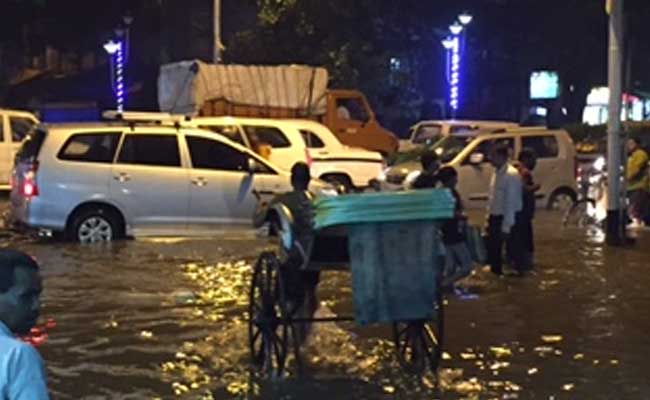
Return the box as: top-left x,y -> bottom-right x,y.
5,211 -> 650,399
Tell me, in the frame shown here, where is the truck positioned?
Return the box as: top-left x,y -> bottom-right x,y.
157,60 -> 398,156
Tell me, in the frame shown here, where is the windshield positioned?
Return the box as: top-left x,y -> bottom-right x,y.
388,134 -> 476,166
412,124 -> 442,144
431,135 -> 476,163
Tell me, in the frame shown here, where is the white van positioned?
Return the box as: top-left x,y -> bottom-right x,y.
0,109 -> 39,188
399,120 -> 519,152
382,128 -> 577,210
10,122 -> 336,242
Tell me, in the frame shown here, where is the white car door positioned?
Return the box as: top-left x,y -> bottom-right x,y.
0,115 -> 11,185
184,135 -> 278,232
456,137 -> 515,209
110,133 -> 189,235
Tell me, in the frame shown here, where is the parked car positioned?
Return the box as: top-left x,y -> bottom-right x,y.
379,128 -> 577,210
10,122 -> 336,243
399,120 -> 519,152
285,119 -> 384,190
0,109 -> 39,188
187,116 -> 383,191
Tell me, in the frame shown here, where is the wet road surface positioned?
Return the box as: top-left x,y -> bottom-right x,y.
3,200 -> 650,399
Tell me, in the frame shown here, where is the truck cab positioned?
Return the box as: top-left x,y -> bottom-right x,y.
324,90 -> 398,156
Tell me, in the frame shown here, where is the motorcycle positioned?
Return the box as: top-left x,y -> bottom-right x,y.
563,156 -> 608,228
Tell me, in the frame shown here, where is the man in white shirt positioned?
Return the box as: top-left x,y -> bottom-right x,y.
0,249 -> 49,400
486,144 -> 523,275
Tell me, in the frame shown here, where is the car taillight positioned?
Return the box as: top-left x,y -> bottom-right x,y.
23,161 -> 39,198
24,180 -> 38,197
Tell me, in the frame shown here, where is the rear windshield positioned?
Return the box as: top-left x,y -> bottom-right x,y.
15,128 -> 46,163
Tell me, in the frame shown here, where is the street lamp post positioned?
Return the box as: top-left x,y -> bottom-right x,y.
442,13 -> 472,120
103,15 -> 133,113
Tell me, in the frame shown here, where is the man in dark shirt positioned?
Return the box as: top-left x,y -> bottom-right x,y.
253,162 -> 319,342
411,151 -> 440,189
511,148 -> 540,272
437,167 -> 473,286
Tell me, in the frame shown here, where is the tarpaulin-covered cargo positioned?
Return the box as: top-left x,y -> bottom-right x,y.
157,60 -> 329,115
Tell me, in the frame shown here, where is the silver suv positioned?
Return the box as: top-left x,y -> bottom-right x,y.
10,123 -> 334,242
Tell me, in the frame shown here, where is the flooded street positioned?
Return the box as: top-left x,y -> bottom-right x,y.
3,200 -> 650,399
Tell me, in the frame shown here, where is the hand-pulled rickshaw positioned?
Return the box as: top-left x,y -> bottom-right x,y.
248,189 -> 455,376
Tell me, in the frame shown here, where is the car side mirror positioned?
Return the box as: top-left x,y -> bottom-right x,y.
247,158 -> 258,174
469,152 -> 485,165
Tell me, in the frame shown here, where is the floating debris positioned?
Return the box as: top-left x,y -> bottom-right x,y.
227,381 -> 249,395
103,319 -> 119,329
527,367 -> 539,375
383,386 -> 395,394
489,361 -> 510,370
172,382 -> 190,395
533,346 -> 554,356
541,335 -> 563,344
611,359 -> 619,365
490,347 -> 513,358
562,383 -> 575,391
422,376 -> 436,389
454,378 -> 483,394
573,353 -> 585,360
461,352 -> 477,360
140,330 -> 154,339
442,352 -> 452,360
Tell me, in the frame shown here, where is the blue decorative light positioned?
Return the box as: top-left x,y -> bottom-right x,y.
442,13 -> 472,118
115,41 -> 125,113
103,39 -> 126,113
448,36 -> 461,112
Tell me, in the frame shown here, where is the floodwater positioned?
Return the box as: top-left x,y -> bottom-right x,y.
4,206 -> 650,399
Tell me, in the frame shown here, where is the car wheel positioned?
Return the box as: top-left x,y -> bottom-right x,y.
548,189 -> 576,211
67,207 -> 122,243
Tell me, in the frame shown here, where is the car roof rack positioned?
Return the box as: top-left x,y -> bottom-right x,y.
102,110 -> 193,124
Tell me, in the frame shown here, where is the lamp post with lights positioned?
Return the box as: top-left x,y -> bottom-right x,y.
441,13 -> 472,119
103,15 -> 133,113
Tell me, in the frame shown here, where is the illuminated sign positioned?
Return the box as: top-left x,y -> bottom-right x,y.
530,71 -> 560,100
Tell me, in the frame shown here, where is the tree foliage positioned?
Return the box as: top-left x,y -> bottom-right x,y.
225,0 -> 650,127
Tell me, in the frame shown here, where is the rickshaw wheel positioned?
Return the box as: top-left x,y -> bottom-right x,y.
249,251 -> 289,377
393,297 -> 444,374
